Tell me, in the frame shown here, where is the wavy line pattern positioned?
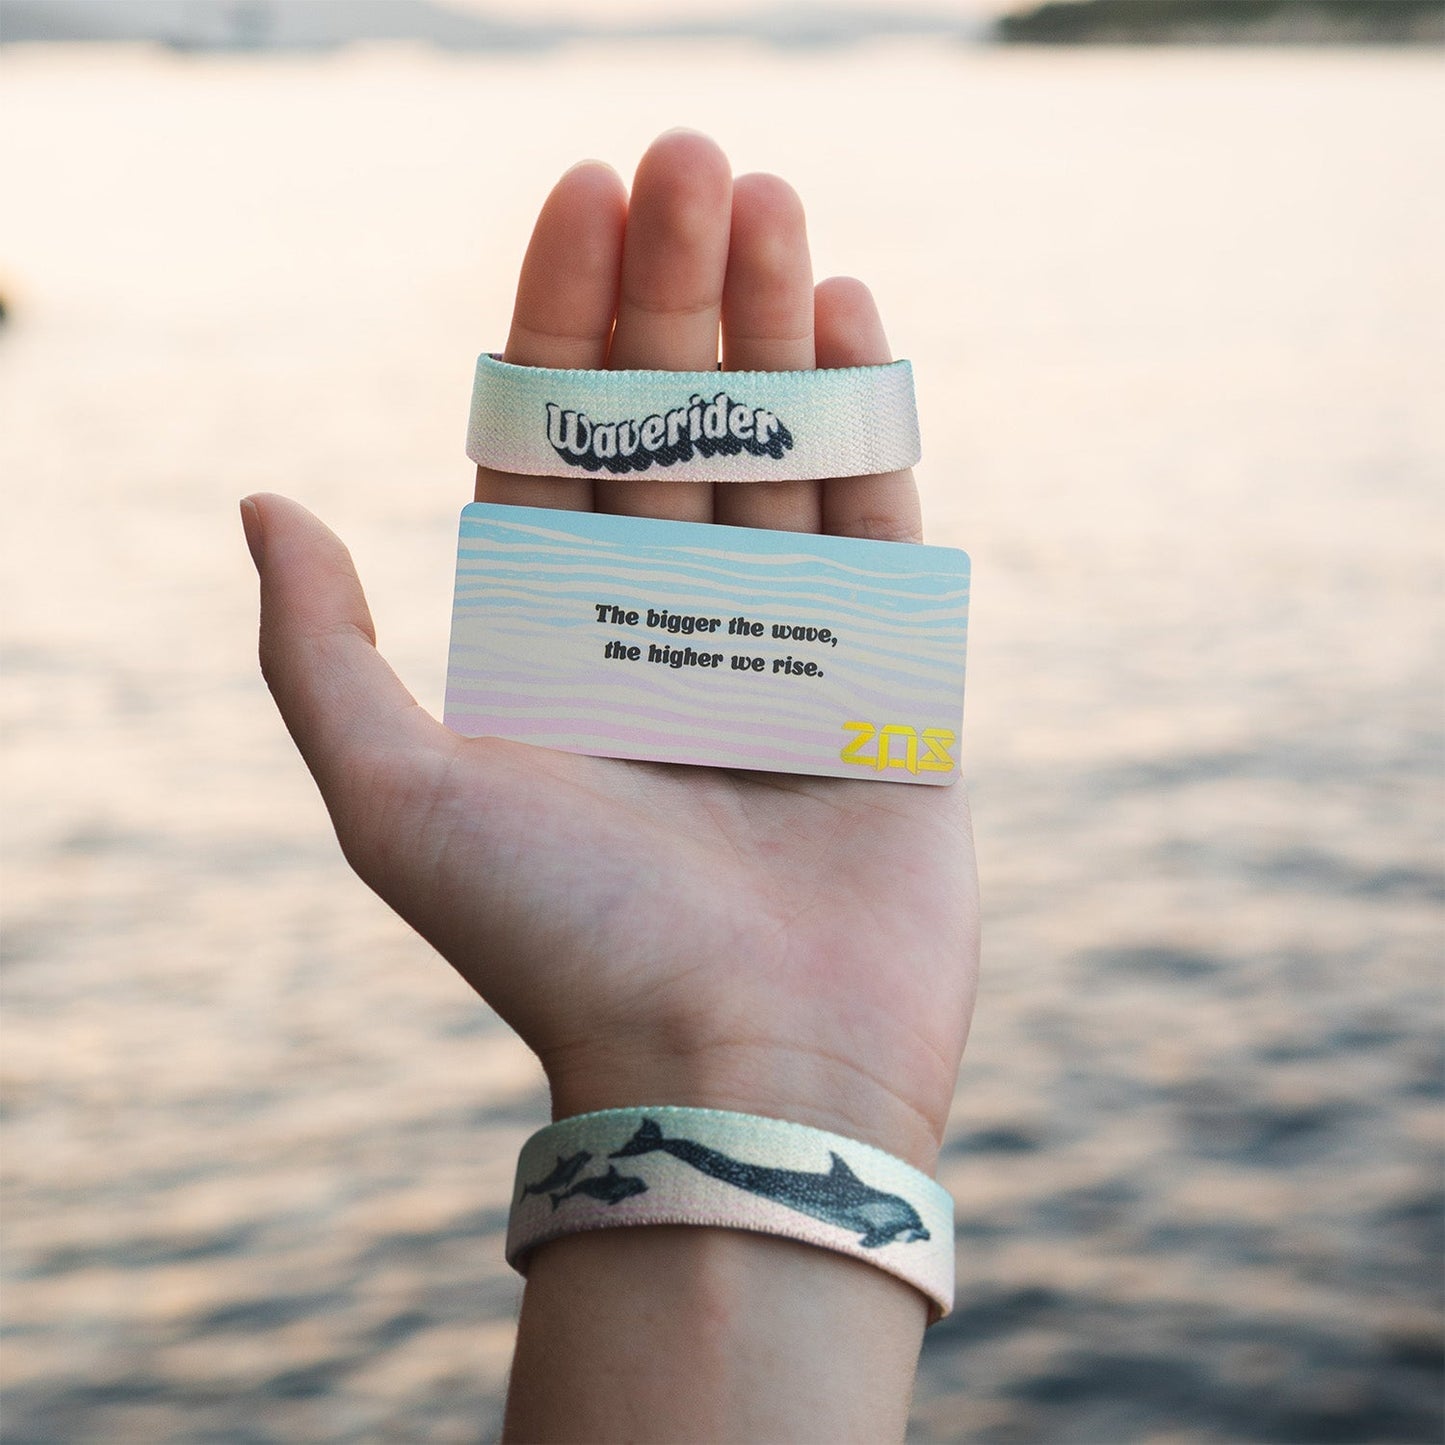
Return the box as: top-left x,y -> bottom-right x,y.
443,504 -> 970,783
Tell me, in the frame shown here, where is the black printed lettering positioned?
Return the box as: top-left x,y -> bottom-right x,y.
544,391 -> 795,474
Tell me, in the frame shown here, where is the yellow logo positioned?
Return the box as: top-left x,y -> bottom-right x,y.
840,722 -> 956,775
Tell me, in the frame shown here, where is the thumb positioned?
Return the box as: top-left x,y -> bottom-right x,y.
242,493 -> 450,816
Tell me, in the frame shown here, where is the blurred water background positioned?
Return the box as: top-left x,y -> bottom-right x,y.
1,7 -> 1442,1441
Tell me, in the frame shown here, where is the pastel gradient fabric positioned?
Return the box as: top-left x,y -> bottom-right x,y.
466,354 -> 921,482
508,1107 -> 955,1321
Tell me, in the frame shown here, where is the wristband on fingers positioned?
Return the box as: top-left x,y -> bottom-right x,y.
467,353 -> 921,483
507,1106 -> 955,1321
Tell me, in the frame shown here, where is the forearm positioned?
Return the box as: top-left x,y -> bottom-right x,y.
504,1223 -> 928,1443
503,1056 -> 947,1443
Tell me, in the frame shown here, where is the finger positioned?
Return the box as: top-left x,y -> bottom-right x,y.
714,173 -> 820,535
476,160 -> 628,512
814,277 -> 924,544
595,129 -> 732,525
244,494 -> 450,816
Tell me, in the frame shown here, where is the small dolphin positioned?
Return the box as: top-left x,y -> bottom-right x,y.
520,1150 -> 592,1201
550,1165 -> 649,1210
611,1118 -> 929,1248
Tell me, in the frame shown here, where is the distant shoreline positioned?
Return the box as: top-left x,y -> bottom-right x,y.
4,0 -> 1443,52
997,0 -> 1445,46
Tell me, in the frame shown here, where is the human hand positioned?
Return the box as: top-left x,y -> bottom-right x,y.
243,130 -> 979,1175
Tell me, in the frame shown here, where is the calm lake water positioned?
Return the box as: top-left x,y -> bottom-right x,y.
1,40 -> 1441,1443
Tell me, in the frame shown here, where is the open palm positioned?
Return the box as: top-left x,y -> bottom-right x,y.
245,131 -> 978,1171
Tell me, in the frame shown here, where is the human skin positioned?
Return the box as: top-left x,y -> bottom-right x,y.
242,128 -> 979,1443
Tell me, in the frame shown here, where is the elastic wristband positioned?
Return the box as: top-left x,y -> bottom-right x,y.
507,1106 -> 954,1321
467,354 -> 921,483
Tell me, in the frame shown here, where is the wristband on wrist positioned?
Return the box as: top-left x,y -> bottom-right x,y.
507,1106 -> 954,1321
467,353 -> 921,483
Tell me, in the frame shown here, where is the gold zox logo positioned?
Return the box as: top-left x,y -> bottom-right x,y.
841,722 -> 955,775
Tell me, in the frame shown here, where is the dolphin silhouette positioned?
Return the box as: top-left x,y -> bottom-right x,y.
550,1164 -> 649,1211
520,1150 -> 592,1200
611,1118 -> 929,1248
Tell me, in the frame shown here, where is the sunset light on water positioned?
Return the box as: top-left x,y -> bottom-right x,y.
2,24 -> 1441,1442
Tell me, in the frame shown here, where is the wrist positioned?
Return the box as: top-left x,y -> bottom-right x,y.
508,1219 -> 926,1443
543,1038 -> 945,1177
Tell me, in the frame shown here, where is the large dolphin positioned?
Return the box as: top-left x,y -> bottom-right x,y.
611,1118 -> 929,1248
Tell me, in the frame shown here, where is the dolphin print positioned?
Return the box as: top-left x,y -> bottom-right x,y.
610,1118 -> 929,1248
520,1150 -> 592,1200
550,1164 -> 649,1210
